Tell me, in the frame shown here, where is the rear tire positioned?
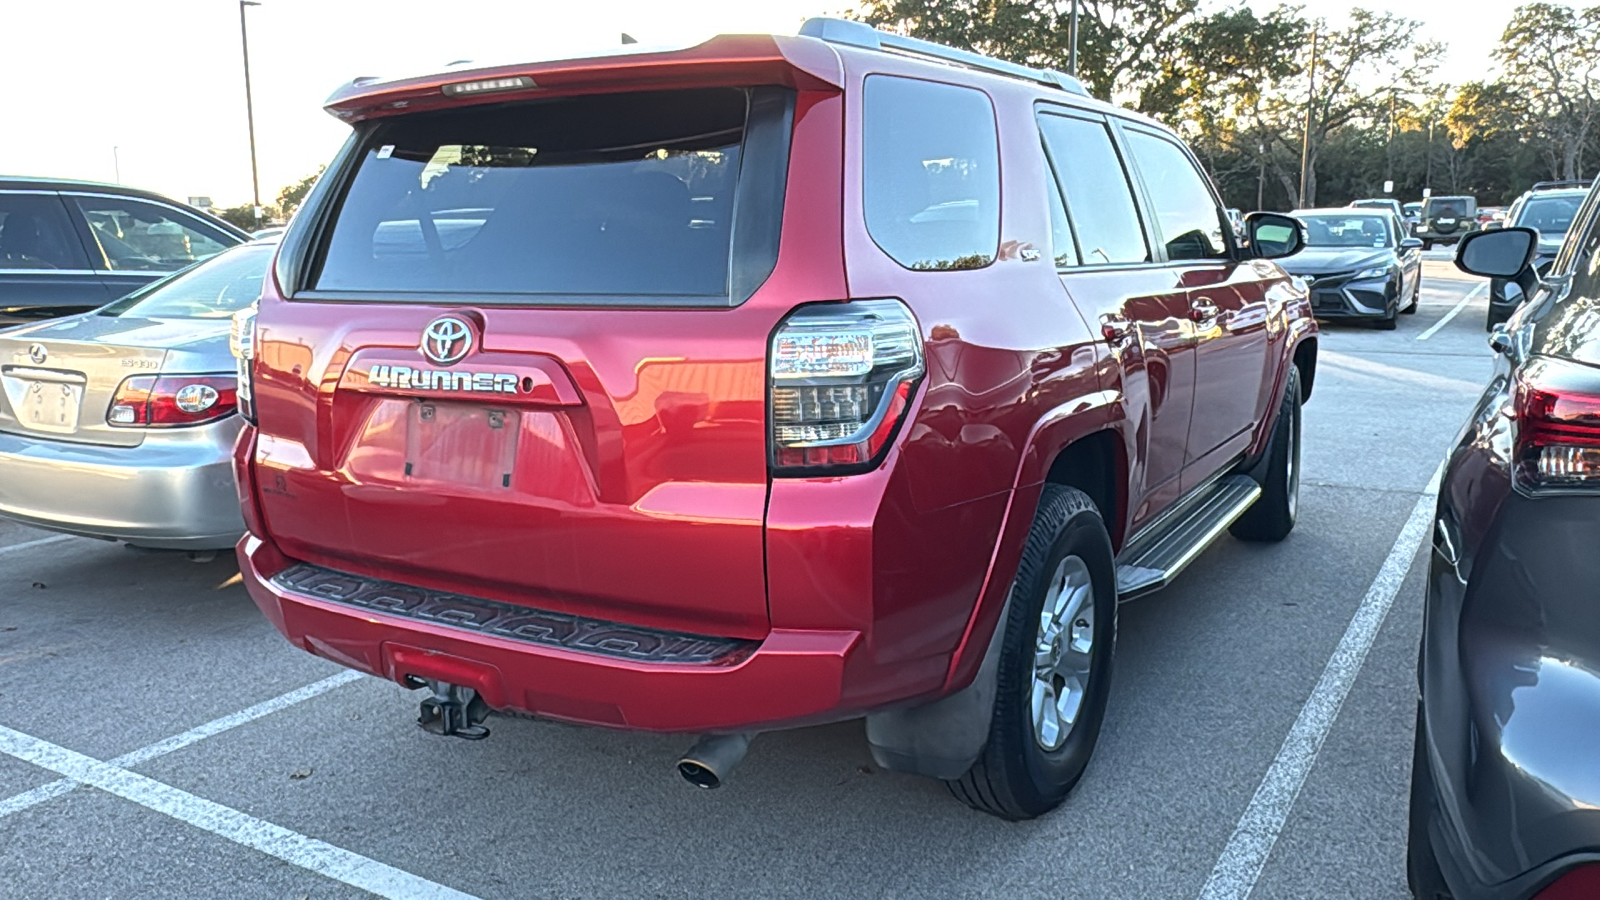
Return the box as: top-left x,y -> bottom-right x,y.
1231,367 -> 1301,542
947,485 -> 1116,821
1422,239 -> 1433,251
1408,705 -> 1454,899
1402,277 -> 1420,313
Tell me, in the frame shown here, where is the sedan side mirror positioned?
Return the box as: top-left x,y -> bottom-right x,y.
1456,227 -> 1537,278
1244,212 -> 1306,260
1401,237 -> 1423,250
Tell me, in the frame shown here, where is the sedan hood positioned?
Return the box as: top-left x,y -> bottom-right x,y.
1278,247 -> 1392,276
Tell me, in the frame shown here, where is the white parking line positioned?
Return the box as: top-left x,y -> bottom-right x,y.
0,669 -> 363,820
0,724 -> 478,900
1196,462 -> 1444,900
0,533 -> 76,557
1417,282 -> 1487,341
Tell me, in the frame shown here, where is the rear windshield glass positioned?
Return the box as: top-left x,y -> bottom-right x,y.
1297,214 -> 1393,248
314,89 -> 750,300
1424,197 -> 1474,217
1516,195 -> 1584,236
99,243 -> 273,319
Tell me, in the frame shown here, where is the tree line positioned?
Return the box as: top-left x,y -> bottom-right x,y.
852,0 -> 1600,209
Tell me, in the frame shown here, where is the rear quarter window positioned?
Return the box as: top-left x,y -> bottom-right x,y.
311,88 -> 765,302
861,76 -> 1000,271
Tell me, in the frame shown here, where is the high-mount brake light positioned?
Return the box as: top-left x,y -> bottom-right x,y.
230,305 -> 257,423
108,375 -> 237,428
769,299 -> 923,473
441,76 -> 536,97
1513,357 -> 1600,491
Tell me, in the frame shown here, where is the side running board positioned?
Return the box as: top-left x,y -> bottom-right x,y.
1115,475 -> 1262,600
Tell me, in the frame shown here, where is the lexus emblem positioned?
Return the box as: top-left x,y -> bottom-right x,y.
420,317 -> 472,366
27,343 -> 46,365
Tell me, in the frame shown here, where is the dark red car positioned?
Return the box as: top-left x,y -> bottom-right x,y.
231,18 -> 1316,819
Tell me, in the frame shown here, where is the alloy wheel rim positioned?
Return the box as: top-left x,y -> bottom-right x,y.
1030,555 -> 1096,752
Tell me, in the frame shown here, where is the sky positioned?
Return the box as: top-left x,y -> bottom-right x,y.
0,0 -> 1514,209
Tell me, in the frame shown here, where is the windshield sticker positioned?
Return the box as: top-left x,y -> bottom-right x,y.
376,144 -> 395,159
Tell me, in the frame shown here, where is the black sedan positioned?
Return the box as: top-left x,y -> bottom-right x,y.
1282,208 -> 1423,329
0,177 -> 248,327
1409,215 -> 1600,898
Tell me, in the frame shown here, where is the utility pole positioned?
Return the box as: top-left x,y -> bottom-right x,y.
1426,116 -> 1434,192
113,147 -> 121,184
239,0 -> 263,228
1068,0 -> 1080,77
1386,92 -> 1396,184
1299,28 -> 1319,208
1257,143 -> 1266,210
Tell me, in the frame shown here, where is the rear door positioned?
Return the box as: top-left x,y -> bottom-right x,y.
1038,109 -> 1194,526
1119,124 -> 1274,483
0,191 -> 112,324
250,87 -> 803,639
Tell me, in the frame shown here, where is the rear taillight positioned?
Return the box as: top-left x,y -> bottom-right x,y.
1513,358 -> 1600,491
108,374 -> 237,428
229,305 -> 257,423
769,299 -> 923,474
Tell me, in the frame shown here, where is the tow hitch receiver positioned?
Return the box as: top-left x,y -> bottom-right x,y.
416,680 -> 491,740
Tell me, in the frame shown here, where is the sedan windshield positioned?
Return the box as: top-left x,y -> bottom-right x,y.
1296,214 -> 1393,248
98,242 -> 273,319
1515,195 -> 1583,237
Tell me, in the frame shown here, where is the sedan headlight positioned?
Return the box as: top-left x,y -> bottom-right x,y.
1354,265 -> 1394,281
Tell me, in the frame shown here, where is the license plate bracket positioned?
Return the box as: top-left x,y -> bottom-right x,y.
403,402 -> 519,490
18,379 -> 83,434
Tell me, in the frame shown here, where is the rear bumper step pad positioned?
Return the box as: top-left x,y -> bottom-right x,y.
271,563 -> 755,666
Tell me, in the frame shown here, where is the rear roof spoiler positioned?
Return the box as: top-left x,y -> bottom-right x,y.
798,17 -> 1090,96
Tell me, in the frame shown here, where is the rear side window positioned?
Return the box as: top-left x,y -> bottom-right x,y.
70,196 -> 232,271
1038,114 -> 1149,265
862,76 -> 1000,271
313,88 -> 768,302
0,193 -> 89,270
1121,130 -> 1229,261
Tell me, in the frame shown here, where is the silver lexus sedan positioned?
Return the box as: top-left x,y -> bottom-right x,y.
0,240 -> 274,549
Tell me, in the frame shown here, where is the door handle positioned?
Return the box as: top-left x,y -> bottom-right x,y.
1190,298 -> 1220,322
1101,315 -> 1133,342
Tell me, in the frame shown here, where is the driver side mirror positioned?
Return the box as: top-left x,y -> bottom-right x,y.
1455,227 -> 1537,279
1244,212 -> 1305,260
1401,237 -> 1423,250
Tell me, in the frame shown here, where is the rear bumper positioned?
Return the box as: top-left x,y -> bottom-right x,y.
0,419 -> 244,549
239,533 -> 873,733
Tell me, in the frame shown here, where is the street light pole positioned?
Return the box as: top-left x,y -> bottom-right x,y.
113,146 -> 121,184
239,0 -> 262,228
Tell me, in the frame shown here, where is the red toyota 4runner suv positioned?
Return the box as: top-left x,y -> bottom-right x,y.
232,18 -> 1316,819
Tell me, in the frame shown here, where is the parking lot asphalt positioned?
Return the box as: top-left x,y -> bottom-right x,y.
0,257 -> 1492,900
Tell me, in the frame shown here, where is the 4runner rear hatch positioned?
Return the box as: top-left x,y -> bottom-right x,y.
248,39 -> 845,641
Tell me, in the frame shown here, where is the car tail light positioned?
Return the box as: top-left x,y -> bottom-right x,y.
230,305 -> 257,423
1534,865 -> 1600,899
769,299 -> 923,474
1513,358 -> 1600,491
108,374 -> 237,427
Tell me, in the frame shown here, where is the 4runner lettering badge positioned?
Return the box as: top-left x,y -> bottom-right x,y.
365,364 -> 519,394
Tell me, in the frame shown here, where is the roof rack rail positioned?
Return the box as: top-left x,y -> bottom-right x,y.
1531,179 -> 1593,191
798,17 -> 1090,97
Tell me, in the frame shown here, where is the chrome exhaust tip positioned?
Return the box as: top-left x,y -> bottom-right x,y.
676,733 -> 753,789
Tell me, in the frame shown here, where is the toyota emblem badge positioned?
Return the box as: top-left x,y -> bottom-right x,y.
420,317 -> 472,366
27,343 -> 47,365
